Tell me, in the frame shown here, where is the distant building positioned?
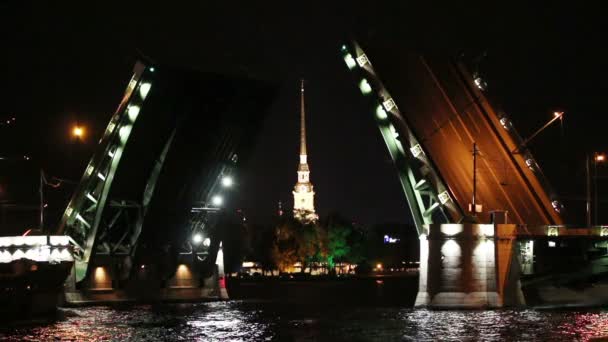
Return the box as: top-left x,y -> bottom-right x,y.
292,80 -> 318,223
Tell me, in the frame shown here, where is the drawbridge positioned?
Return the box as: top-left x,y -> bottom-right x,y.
339,40 -> 564,235
56,61 -> 275,291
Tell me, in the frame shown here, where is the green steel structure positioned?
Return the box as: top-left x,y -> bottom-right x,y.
340,42 -> 464,235
57,62 -> 154,281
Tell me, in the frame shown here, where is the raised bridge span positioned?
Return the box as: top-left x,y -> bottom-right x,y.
26,41 -> 605,307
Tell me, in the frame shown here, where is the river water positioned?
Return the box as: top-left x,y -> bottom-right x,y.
2,301 -> 608,341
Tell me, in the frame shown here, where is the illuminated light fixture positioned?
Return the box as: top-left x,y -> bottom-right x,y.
97,172 -> 106,181
359,79 -> 372,94
548,241 -> 556,248
547,226 -> 559,237
340,44 -> 348,52
525,158 -> 535,170
551,200 -> 562,213
203,238 -> 211,247
50,236 -> 69,246
410,144 -> 423,158
499,117 -> 509,129
65,207 -> 73,217
343,53 -> 357,70
127,105 -> 140,121
192,233 -> 203,245
480,224 -> 494,237
375,105 -> 388,120
554,111 -> 564,118
211,195 -> 223,206
149,67 -> 155,72
596,154 -> 606,163
106,122 -> 116,134
85,165 -> 94,176
382,98 -> 396,112
108,150 -> 115,157
242,261 -> 255,268
438,191 -> 451,204
356,54 -> 369,67
221,176 -> 233,187
441,225 -> 463,236
12,249 -> 25,260
119,124 -> 131,141
86,193 -> 98,204
600,226 -> 608,237
474,76 -> 487,90
139,83 -> 152,98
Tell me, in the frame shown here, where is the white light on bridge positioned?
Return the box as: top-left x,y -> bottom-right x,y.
375,105 -> 388,120
438,191 -> 451,204
221,176 -> 233,187
410,144 -> 423,158
149,67 -> 155,72
203,238 -> 211,247
139,83 -> 152,99
343,53 -> 357,70
525,158 -> 535,170
548,241 -> 556,248
211,195 -> 223,206
382,98 -> 396,112
359,79 -> 372,94
499,117 -> 510,129
356,54 -> 369,67
192,233 -> 203,245
127,105 -> 140,121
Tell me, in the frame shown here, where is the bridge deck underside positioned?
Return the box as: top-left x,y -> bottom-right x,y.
360,47 -> 562,226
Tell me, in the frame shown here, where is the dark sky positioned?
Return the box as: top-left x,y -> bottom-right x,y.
1,3 -> 606,228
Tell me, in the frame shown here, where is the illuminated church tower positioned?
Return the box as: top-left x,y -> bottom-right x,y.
292,80 -> 318,222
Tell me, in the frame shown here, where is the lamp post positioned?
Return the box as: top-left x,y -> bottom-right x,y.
594,153 -> 606,225
513,111 -> 564,154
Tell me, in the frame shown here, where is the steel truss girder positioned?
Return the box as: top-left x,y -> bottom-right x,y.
57,61 -> 154,282
340,42 -> 464,235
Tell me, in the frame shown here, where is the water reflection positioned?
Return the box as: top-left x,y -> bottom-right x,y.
1,302 -> 608,341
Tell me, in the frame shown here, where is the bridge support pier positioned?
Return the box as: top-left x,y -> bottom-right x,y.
415,224 -> 524,308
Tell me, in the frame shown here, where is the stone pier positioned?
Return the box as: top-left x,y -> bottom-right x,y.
415,224 -> 523,308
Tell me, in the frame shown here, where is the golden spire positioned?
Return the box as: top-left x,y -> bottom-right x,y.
300,79 -> 307,157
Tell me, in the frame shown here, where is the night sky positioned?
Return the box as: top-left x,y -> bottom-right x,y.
1,3 -> 606,229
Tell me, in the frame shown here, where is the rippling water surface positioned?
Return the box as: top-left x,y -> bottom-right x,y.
2,301 -> 608,341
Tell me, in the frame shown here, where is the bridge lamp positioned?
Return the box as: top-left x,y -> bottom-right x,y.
595,154 -> 606,163
139,83 -> 152,99
203,238 -> 211,247
343,53 -> 357,70
192,233 -> 203,245
72,125 -> 84,139
375,105 -> 388,120
211,195 -> 223,206
221,176 -> 233,187
359,79 -> 372,94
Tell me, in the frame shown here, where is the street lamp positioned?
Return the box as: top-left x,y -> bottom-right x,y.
72,125 -> 84,139
594,153 -> 606,225
586,152 -> 607,227
513,111 -> 564,154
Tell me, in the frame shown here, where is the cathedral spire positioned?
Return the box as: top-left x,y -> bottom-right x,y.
293,79 -> 317,223
300,79 -> 307,157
